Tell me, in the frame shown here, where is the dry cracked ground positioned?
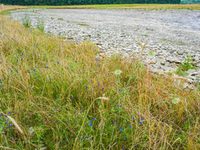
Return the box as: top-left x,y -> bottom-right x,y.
11,9 -> 200,84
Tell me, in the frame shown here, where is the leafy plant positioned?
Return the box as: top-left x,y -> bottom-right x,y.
176,56 -> 195,76
0,113 -> 13,134
22,16 -> 31,28
148,50 -> 156,57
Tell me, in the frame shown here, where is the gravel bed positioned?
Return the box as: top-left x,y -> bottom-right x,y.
11,9 -> 200,84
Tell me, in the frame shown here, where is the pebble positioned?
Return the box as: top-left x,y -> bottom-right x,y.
10,9 -> 200,85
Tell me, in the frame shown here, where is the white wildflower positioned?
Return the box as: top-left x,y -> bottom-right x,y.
172,97 -> 181,104
114,69 -> 122,76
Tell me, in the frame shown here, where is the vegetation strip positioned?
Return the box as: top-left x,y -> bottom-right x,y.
30,4 -> 200,10
1,4 -> 200,11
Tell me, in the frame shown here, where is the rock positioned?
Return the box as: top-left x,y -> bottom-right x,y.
148,60 -> 157,64
96,43 -> 102,46
122,48 -> 132,52
166,57 -> 182,64
11,9 -> 200,85
177,51 -> 184,55
160,60 -> 165,65
183,83 -> 195,90
99,53 -> 106,58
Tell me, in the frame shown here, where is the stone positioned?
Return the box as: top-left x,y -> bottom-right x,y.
177,51 -> 184,55
11,9 -> 200,84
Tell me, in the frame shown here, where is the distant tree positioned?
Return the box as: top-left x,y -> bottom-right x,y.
0,0 -> 181,5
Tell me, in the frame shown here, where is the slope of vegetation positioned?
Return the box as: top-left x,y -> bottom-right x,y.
0,7 -> 200,150
1,4 -> 200,11
32,4 -> 200,10
0,5 -> 26,15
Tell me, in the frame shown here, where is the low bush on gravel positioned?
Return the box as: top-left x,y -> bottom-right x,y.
176,56 -> 196,76
22,16 -> 32,28
0,15 -> 200,150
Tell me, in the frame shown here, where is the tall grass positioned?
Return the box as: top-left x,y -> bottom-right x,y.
36,19 -> 45,32
0,15 -> 200,150
22,15 -> 32,28
0,5 -> 26,15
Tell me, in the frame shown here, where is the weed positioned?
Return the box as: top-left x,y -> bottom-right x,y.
176,56 -> 195,76
22,15 -> 31,28
148,50 -> 156,57
37,19 -> 45,32
0,113 -> 13,134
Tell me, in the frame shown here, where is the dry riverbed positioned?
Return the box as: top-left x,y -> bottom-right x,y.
11,9 -> 200,85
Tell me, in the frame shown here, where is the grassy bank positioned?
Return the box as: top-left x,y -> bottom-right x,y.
32,4 -> 200,10
0,5 -> 26,15
0,6 -> 200,150
1,4 -> 200,11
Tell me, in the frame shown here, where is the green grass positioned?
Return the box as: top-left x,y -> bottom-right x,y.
0,4 -> 200,15
32,4 -> 200,10
22,16 -> 32,28
0,5 -> 27,15
36,19 -> 45,32
0,6 -> 200,150
176,56 -> 196,76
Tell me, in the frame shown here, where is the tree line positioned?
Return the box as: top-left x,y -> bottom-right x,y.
0,0 -> 181,5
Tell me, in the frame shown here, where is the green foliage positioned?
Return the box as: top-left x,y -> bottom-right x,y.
0,0 -> 181,5
181,0 -> 200,4
176,56 -> 195,76
37,19 -> 45,32
22,16 -> 31,28
0,113 -> 13,134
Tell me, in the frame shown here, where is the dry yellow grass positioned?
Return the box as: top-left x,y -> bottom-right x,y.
0,5 -> 200,150
0,5 -> 26,13
35,4 -> 200,10
1,4 -> 200,13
